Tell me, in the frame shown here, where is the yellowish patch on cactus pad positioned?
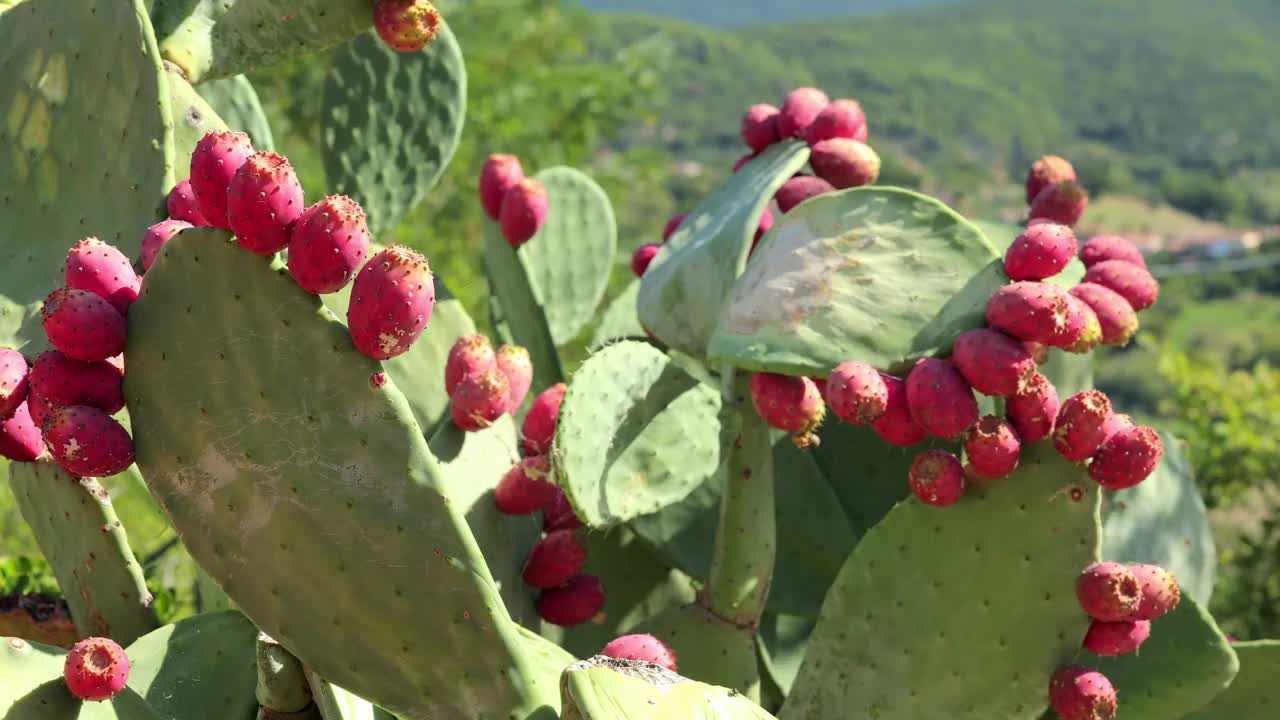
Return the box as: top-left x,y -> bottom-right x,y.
35,53 -> 68,104
36,153 -> 57,204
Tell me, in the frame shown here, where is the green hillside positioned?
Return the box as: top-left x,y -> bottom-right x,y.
579,0 -> 963,27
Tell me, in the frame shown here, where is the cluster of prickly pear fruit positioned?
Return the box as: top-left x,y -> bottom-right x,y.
480,153 -> 550,247
445,334 -> 532,431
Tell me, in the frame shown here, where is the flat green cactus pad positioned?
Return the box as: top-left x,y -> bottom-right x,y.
709,188 -> 1001,376
124,229 -> 562,719
1183,640 -> 1280,719
560,656 -> 778,720
756,614 -> 816,697
322,24 -> 466,237
486,221 -> 564,395
1103,430 -> 1215,606
0,636 -> 163,719
197,75 -> 275,151
637,602 -> 761,699
591,279 -> 644,346
0,0 -> 173,352
638,141 -> 810,359
306,670 -> 398,720
781,441 -> 1101,720
126,611 -> 259,720
1039,347 -> 1095,397
163,61 -> 226,185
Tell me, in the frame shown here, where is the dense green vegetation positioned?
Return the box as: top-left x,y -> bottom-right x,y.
579,0 -> 962,27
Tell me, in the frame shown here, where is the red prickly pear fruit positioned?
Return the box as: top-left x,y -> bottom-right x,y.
1101,413 -> 1135,442
26,391 -> 55,431
228,151 -> 306,256
905,358 -> 978,440
373,0 -> 441,52
1006,372 -> 1060,443
908,449 -> 966,507
64,636 -> 130,702
141,220 -> 193,272
871,373 -> 927,447
749,373 -> 825,449
1089,425 -> 1163,490
754,207 -> 774,243
495,455 -> 558,515
521,383 -> 566,456
445,334 -> 496,398
825,361 -> 888,425
810,138 -> 880,189
479,154 -> 525,221
496,345 -> 533,415
631,243 -> 661,277
29,351 -> 124,415
985,280 -> 1073,344
542,488 -> 584,532
189,130 -> 255,229
43,405 -> 135,478
347,245 -> 435,360
1004,222 -> 1078,281
1080,235 -> 1147,270
166,178 -> 210,227
1,401 -> 45,461
1049,665 -> 1117,720
287,195 -> 371,294
1029,180 -> 1089,228
1082,260 -> 1159,311
1070,283 -> 1139,347
963,416 -> 1021,480
1076,562 -> 1142,622
1024,155 -> 1077,205
804,98 -> 868,146
41,288 -> 127,363
0,349 -> 28,420
1062,297 -> 1103,354
741,103 -> 781,153
951,328 -> 1037,397
1023,341 -> 1049,364
1128,563 -> 1180,621
65,238 -> 140,314
537,573 -> 606,627
1053,390 -> 1114,462
1084,619 -> 1151,657
522,529 -> 589,589
777,87 -> 830,139
733,153 -> 756,173
449,367 -> 510,432
1043,293 -> 1090,350
600,634 -> 678,672
499,178 -> 549,248
776,175 -> 835,213
661,214 -> 686,243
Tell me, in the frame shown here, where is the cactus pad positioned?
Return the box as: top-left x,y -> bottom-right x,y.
635,602 -> 761,700
709,188 -> 1001,376
559,656 -> 779,720
197,75 -> 275,151
321,24 -> 466,237
591,279 -> 645,346
163,61 -> 227,183
757,613 -> 816,697
1183,641 -> 1280,720
126,610 -> 260,720
485,221 -> 564,394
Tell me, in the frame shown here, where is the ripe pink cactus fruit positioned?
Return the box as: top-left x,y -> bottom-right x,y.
870,373 -> 927,447
496,345 -> 533,415
804,98 -> 867,146
65,238 -> 140,314
905,358 -> 978,440
963,416 -> 1021,480
166,178 -> 210,226
600,634 -> 678,672
1129,564 -> 1181,621
777,87 -> 830,139
809,138 -> 880,189
748,373 -> 825,449
228,151 -> 306,256
1069,283 -> 1139,347
825,361 -> 888,425
29,351 -> 124,416
347,245 -> 435,360
1005,372 -> 1060,443
1089,424 -> 1163,490
522,529 -> 589,589
1025,155 -> 1077,205
479,154 -> 525,221
499,178 -> 549,248
1004,222 -> 1078,281
1080,235 -> 1147,269
542,488 -> 584,532
521,383 -> 567,457
776,175 -> 835,213
43,405 -> 135,478
0,348 -> 28,420
141,220 -> 193,272
908,449 -> 966,507
951,328 -> 1037,397
754,207 -> 774,246
373,0 -> 442,52
1082,260 -> 1159,311
1042,293 -> 1089,351
631,243 -> 661,277
1076,562 -> 1142,622
64,636 -> 130,702
1053,390 -> 1114,462
445,334 -> 496,398
741,103 -> 782,153
1048,665 -> 1117,720
661,214 -> 687,243
1029,180 -> 1089,228
41,288 -> 127,363
537,573 -> 606,627
985,281 -> 1073,345
0,401 -> 44,462
1062,297 -> 1103,354
495,454 -> 558,515
1023,340 -> 1049,365
1084,619 -> 1151,657
450,367 -> 510,432
287,195 -> 371,294
189,130 -> 255,229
